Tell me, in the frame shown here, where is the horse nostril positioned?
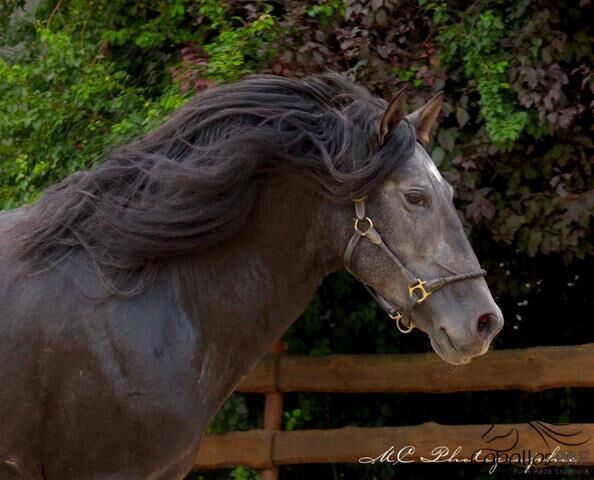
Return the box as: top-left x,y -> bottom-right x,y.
477,313 -> 495,337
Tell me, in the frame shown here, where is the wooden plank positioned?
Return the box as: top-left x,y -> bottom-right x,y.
273,423 -> 594,465
236,343 -> 594,394
237,354 -> 276,393
195,430 -> 273,469
195,423 -> 594,469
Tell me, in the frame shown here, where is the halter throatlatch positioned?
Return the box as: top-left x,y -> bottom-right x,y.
343,197 -> 486,334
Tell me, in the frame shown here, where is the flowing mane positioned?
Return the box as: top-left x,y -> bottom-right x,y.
10,73 -> 416,295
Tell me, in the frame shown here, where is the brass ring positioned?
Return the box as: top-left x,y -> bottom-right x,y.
354,216 -> 374,236
388,311 -> 414,334
396,316 -> 414,334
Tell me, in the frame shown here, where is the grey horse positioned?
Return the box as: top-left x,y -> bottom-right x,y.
0,74 -> 503,479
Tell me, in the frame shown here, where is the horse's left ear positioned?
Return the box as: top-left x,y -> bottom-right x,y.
378,87 -> 408,146
406,91 -> 444,146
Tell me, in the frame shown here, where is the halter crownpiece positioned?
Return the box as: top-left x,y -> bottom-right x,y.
343,197 -> 486,334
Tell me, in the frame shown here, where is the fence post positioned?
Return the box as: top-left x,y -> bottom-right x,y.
261,339 -> 285,480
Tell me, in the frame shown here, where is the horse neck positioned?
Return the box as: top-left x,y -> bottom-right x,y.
174,177 -> 346,405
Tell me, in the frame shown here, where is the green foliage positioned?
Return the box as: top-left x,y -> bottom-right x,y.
206,395 -> 252,435
0,24 -> 185,209
414,0 -> 593,263
0,0 -> 279,210
283,396 -> 317,431
0,0 -> 29,46
228,467 -> 259,480
434,8 -> 528,144
306,0 -> 346,27
197,0 -> 277,81
194,466 -> 259,480
101,0 -> 190,49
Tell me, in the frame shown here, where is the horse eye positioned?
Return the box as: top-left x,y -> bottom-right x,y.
405,192 -> 427,206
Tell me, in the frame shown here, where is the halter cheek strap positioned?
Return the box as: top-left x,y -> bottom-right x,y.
343,197 -> 486,334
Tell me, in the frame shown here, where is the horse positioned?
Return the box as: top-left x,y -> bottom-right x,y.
0,73 -> 503,479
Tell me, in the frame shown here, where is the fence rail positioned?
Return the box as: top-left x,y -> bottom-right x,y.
195,343 -> 594,473
237,343 -> 594,394
196,423 -> 594,468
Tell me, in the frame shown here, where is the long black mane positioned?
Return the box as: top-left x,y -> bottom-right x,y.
11,73 -> 416,294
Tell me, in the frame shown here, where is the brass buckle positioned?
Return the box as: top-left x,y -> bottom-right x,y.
354,216 -> 374,237
408,279 -> 430,304
390,311 -> 414,334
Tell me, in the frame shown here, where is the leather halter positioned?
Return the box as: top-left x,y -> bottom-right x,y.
343,197 -> 486,333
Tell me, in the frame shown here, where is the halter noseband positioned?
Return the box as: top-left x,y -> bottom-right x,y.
343,197 -> 486,334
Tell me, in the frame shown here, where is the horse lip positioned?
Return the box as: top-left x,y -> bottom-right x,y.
442,328 -> 460,354
434,328 -> 471,365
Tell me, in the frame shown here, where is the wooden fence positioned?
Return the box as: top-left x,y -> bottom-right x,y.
195,342 -> 594,476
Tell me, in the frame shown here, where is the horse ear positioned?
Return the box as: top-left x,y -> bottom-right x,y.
378,87 -> 408,145
406,91 -> 444,146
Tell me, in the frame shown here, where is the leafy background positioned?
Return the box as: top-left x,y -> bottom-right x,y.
1,0 -> 593,478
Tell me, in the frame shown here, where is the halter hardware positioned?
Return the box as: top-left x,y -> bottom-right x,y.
344,197 -> 486,334
408,279 -> 430,304
354,217 -> 374,237
390,311 -> 414,334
